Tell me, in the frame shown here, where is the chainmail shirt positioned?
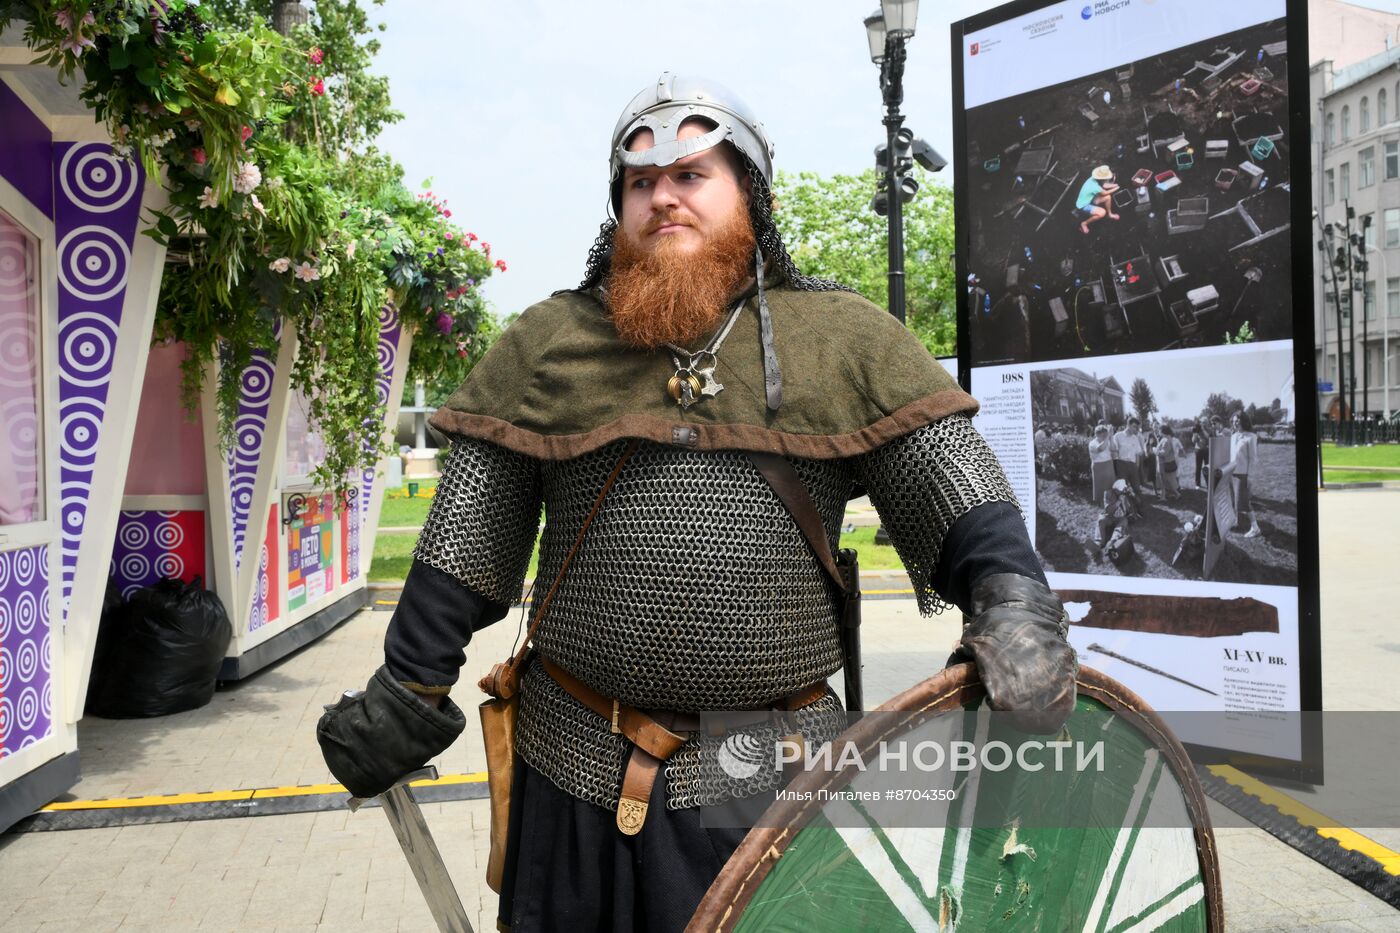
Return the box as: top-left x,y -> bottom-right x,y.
413,416 -> 1016,810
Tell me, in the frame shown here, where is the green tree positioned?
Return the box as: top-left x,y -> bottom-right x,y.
772,167 -> 956,356
1129,377 -> 1158,424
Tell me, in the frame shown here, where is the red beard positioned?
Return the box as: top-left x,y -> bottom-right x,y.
607,205 -> 756,349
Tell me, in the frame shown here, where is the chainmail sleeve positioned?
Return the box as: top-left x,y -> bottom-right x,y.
852,414 -> 1020,615
412,435 -> 542,607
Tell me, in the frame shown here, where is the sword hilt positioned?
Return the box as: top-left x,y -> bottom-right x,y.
346,764 -> 439,812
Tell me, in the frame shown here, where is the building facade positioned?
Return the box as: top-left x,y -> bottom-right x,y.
1032,369 -> 1127,431
1313,19 -> 1400,421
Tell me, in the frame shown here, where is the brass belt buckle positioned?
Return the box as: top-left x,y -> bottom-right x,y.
611,699 -> 622,734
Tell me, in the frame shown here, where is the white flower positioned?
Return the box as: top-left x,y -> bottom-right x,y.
269,257 -> 291,273
293,261 -> 320,283
267,176 -> 285,191
345,239 -> 357,259
197,186 -> 218,210
233,161 -> 262,195
249,193 -> 267,217
184,120 -> 201,132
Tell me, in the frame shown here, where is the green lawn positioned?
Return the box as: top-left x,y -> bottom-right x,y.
1323,470 -> 1400,484
377,481 -> 437,526
1320,443 -> 1400,469
369,524 -> 906,583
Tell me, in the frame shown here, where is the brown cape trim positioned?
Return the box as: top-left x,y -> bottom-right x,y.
428,388 -> 979,461
683,664 -> 1223,933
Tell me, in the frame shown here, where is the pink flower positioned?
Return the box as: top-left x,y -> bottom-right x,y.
495,259 -> 507,272
345,239 -> 357,259
293,261 -> 320,282
192,147 -> 206,165
308,47 -> 324,65
240,125 -> 253,144
444,231 -> 453,241
436,312 -> 454,336
309,78 -> 326,97
466,232 -> 478,242
59,33 -> 95,56
233,161 -> 261,194
482,242 -> 491,257
269,257 -> 291,273
53,9 -> 73,29
442,209 -> 452,218
197,186 -> 219,210
81,11 -> 94,25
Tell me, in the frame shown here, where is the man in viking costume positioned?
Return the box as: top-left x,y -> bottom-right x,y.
319,74 -> 1077,931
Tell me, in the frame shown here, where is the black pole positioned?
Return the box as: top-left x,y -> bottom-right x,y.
1347,266 -> 1357,443
1324,224 -> 1348,445
1363,271 -> 1371,432
880,36 -> 908,324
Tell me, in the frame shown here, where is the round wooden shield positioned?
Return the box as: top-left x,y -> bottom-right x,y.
686,665 -> 1223,933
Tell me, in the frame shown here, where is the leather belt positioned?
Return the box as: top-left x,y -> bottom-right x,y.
538,656 -> 828,836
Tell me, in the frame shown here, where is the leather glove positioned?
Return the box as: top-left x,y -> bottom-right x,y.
317,665 -> 466,798
948,573 -> 1078,735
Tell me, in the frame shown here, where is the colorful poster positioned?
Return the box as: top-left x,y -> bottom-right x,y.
286,493 -> 334,612
110,510 -> 206,598
0,545 -> 52,756
249,504 -> 279,632
953,0 -> 1317,768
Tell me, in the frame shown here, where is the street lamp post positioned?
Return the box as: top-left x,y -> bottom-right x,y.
1366,243 -> 1387,431
865,2 -> 918,324
1322,216 -> 1352,444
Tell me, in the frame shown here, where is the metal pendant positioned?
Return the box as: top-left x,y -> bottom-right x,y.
667,371 -> 702,408
696,365 -> 724,398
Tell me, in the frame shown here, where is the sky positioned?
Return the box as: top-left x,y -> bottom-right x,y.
1048,345 -> 1298,418
372,0 -> 998,319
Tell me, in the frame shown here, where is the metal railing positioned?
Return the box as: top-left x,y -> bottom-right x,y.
1318,419 -> 1400,444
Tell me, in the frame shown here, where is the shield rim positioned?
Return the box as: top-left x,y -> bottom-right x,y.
684,663 -> 1225,933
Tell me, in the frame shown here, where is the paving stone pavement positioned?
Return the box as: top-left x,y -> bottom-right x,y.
0,489 -> 1397,931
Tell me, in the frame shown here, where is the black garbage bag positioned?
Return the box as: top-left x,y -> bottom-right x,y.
86,576 -> 233,718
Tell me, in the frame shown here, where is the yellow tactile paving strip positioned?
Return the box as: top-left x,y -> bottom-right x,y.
41,771 -> 489,811
1208,765 -> 1400,876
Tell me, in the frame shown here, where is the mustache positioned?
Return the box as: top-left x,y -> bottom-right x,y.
642,211 -> 696,236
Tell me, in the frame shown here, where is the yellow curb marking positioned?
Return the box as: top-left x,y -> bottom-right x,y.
1208,765 -> 1400,875
42,772 -> 490,812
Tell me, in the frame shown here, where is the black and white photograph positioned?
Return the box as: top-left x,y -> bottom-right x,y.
964,18 -> 1293,366
1031,346 -> 1297,584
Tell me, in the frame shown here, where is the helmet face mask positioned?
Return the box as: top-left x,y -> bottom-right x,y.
609,73 -> 774,216
577,73 -> 849,300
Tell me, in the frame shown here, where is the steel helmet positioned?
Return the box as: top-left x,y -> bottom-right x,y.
609,73 -> 774,209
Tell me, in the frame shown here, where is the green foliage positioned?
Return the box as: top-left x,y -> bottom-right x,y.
771,167 -> 956,357
7,0 -> 505,497
1224,320 -> 1256,344
1129,377 -> 1158,424
1040,434 -> 1091,486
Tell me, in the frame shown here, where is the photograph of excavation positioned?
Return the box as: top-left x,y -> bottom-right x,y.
964,18 -> 1293,366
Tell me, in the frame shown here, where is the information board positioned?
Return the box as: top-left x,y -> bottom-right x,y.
951,0 -> 1319,774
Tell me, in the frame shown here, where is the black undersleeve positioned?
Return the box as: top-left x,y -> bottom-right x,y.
382,560 -> 509,690
929,500 -> 1047,614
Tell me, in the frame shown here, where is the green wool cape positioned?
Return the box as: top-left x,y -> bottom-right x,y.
429,284 -> 976,460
